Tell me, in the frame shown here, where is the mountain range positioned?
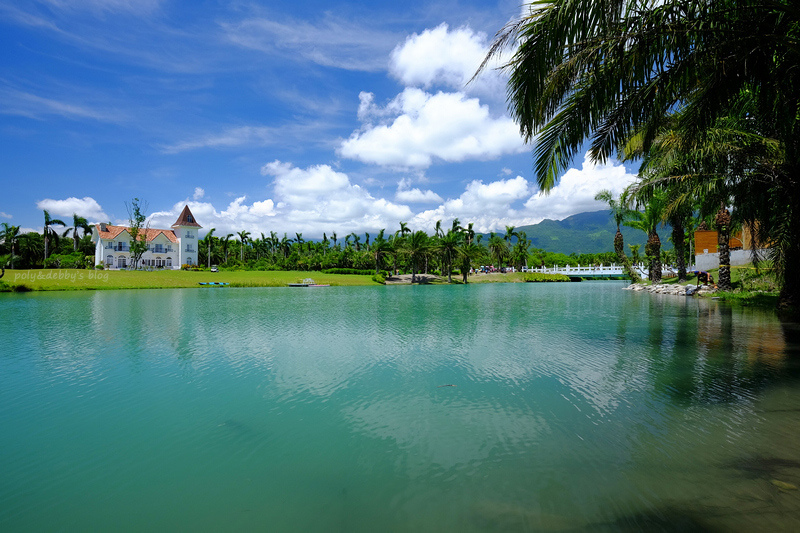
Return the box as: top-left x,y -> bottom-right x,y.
498,210 -> 673,255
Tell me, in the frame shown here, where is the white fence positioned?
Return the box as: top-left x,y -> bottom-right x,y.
526,263 -> 695,278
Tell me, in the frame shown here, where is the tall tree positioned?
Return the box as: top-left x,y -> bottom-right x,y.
480,0 -> 800,307
125,198 -> 148,270
63,214 -> 91,251
0,223 -> 20,269
237,230 -> 251,262
595,190 -> 641,282
404,230 -> 430,283
42,210 -> 65,262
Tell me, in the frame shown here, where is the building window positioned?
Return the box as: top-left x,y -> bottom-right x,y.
166,257 -> 172,267
106,255 -> 113,265
117,256 -> 127,268
186,245 -> 194,252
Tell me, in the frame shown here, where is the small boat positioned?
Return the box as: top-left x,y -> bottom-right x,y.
199,282 -> 229,286
288,278 -> 330,287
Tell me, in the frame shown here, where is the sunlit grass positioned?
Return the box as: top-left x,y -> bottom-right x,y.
0,269 -> 378,291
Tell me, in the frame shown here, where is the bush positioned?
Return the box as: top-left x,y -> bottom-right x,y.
372,273 -> 386,284
322,268 -> 373,275
95,263 -> 105,270
522,273 -> 571,282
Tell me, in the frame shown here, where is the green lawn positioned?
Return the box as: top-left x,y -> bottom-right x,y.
1,269 -> 379,291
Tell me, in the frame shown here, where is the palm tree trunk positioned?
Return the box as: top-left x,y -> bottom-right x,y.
672,223 -> 687,282
715,205 -> 732,291
615,227 -> 641,283
646,232 -> 662,283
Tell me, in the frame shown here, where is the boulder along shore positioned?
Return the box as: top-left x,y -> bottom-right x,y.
624,282 -> 718,297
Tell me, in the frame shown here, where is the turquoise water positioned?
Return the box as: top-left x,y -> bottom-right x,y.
1,282 -> 800,531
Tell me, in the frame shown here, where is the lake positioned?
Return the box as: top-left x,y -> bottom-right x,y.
1,282 -> 800,531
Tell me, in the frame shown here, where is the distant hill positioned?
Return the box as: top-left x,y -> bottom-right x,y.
492,210 -> 672,255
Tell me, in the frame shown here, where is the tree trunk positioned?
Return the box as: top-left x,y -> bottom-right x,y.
615,227 -> 641,283
779,182 -> 800,310
645,232 -> 662,283
715,205 -> 732,291
672,223 -> 687,282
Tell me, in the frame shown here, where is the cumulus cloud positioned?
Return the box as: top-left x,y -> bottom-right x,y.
389,23 -> 505,97
193,187 -> 205,200
410,175 -> 533,233
36,197 -> 109,222
523,153 -> 638,221
393,177 -> 442,204
147,163 -> 414,237
339,88 -> 526,168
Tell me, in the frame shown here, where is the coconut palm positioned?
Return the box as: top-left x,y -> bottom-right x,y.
371,229 -> 393,275
623,189 -> 666,283
0,223 -> 20,268
237,230 -> 251,262
62,214 -> 92,251
456,241 -> 483,283
437,230 -> 463,282
595,190 -> 641,282
480,0 -> 800,306
487,232 -> 508,269
404,230 -> 431,283
42,210 -> 66,261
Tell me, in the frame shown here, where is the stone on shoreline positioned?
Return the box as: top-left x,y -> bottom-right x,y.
623,282 -> 717,297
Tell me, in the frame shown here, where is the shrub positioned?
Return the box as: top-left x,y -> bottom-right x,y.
372,273 -> 386,284
522,273 -> 570,282
322,268 -> 373,275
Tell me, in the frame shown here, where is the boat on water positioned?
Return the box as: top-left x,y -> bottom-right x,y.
288,278 -> 330,287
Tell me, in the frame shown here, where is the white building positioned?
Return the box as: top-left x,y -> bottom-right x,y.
92,205 -> 202,269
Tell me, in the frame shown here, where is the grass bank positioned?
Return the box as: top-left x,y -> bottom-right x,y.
649,264 -> 780,309
0,269 -> 379,291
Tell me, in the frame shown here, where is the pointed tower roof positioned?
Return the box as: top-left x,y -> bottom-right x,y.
171,205 -> 202,228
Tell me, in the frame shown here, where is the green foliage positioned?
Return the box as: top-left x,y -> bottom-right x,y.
522,273 -> 570,283
372,272 -> 386,284
322,268 -> 373,275
126,198 -> 148,269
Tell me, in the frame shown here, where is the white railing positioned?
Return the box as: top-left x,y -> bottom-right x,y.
526,263 -> 696,277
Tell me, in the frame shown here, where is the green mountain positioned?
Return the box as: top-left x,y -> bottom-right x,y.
501,210 -> 672,255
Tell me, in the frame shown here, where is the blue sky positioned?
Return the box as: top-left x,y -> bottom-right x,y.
1,0 -> 638,238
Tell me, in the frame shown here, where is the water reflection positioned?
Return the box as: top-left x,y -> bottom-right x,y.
2,284 -> 800,531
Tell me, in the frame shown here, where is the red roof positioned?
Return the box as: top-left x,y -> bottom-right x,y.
172,205 -> 202,228
96,225 -> 178,243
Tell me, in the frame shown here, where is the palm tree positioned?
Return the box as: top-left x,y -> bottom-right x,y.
371,229 -> 393,275
503,225 -> 517,246
487,232 -> 508,269
456,242 -> 483,283
480,0 -> 800,306
0,223 -> 21,268
623,189 -> 666,283
595,190 -> 641,282
62,214 -> 92,251
237,230 -> 251,262
437,230 -> 463,282
204,228 -> 216,268
404,230 -> 430,283
398,221 -> 410,238
42,210 -> 66,261
221,233 -> 234,263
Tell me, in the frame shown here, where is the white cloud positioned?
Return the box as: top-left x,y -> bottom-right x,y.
395,177 -> 442,204
339,88 -> 526,168
193,187 -> 205,200
147,161 -> 414,237
523,153 -> 638,221
389,23 -> 505,97
43,0 -> 163,15
410,175 -> 532,233
0,212 -> 11,219
0,87 -> 125,123
36,197 -> 109,222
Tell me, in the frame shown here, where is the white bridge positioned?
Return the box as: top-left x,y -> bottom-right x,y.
525,263 -> 693,279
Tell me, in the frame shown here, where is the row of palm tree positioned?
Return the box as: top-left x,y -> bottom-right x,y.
482,0 -> 799,308
0,212 -> 95,269
194,220 -> 541,283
